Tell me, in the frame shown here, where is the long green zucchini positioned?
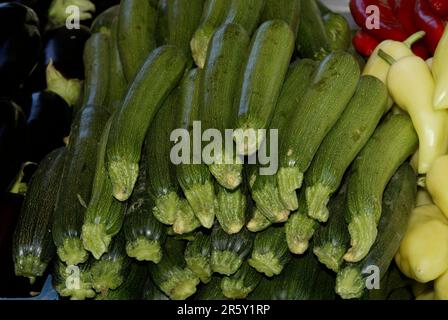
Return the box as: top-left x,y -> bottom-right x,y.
211,226 -> 253,276
200,23 -> 250,189
124,160 -> 166,263
337,163 -> 417,299
313,181 -> 350,273
250,59 -> 317,222
221,261 -> 262,299
149,238 -> 200,300
82,115 -> 126,259
248,226 -> 291,277
190,0 -> 232,68
176,68 -> 217,229
277,52 -> 360,211
53,104 -> 110,266
142,277 -> 170,300
90,233 -> 131,294
344,114 -> 418,263
261,0 -> 301,36
106,45 -> 187,202
53,259 -> 96,300
184,231 -> 212,283
305,76 -> 388,223
247,207 -> 272,232
117,0 -> 157,82
233,20 -> 295,156
13,148 -> 65,284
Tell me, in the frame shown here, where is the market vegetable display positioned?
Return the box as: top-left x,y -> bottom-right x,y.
4,0 -> 448,301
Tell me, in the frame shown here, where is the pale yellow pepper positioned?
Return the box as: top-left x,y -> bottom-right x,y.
426,155 -> 448,219
395,204 -> 448,283
382,53 -> 448,174
434,269 -> 448,300
432,26 -> 448,110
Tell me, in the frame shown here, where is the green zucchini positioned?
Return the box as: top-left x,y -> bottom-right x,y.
13,148 -> 65,284
216,183 -> 247,234
233,20 -> 295,156
223,0 -> 266,35
211,226 -> 253,276
285,190 -> 319,254
277,52 -> 360,211
184,231 -> 212,283
53,104 -> 110,266
323,13 -> 351,51
190,0 -> 232,68
195,276 -> 228,300
82,32 -> 111,109
336,163 -> 417,299
90,232 -> 131,294
313,181 -> 350,272
142,277 -> 170,300
247,207 -> 272,232
261,0 -> 301,36
82,116 -> 126,259
117,0 -> 157,82
96,262 -> 148,300
106,45 -> 187,202
156,0 -> 169,46
53,259 -> 96,300
167,0 -> 204,59
248,225 -> 291,277
221,261 -> 262,299
200,23 -> 250,189
297,0 -> 331,60
305,76 -> 388,223
124,161 -> 166,263
344,114 -> 418,262
176,68 -> 217,229
90,5 -> 120,34
150,238 -> 200,300
249,59 -> 317,222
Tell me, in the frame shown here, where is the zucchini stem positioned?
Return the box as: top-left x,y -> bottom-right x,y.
209,163 -> 243,190
153,192 -> 182,226
108,160 -> 138,202
344,213 -> 378,262
57,238 -> 89,266
82,223 -> 112,260
14,255 -> 46,284
183,183 -> 216,229
125,237 -> 162,263
313,243 -> 346,273
285,212 -> 319,254
335,266 -> 364,299
306,184 -> 332,222
172,200 -> 202,234
211,251 -> 243,276
248,252 -> 284,277
252,178 -> 290,223
247,208 -> 272,232
277,167 -> 303,211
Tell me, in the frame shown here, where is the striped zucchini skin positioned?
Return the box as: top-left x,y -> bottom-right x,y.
200,23 -> 250,189
223,0 -> 266,35
221,261 -> 262,299
250,59 -> 317,222
234,20 -> 295,156
117,0 -> 157,82
305,76 -> 388,223
53,104 -> 110,266
124,160 -> 166,263
337,163 -> 416,299
216,183 -> 247,235
278,52 -> 360,211
106,45 -> 187,202
82,33 -> 110,109
167,0 -> 204,59
13,148 -> 65,283
344,114 -> 418,263
261,0 -> 301,36
248,226 -> 291,277
190,0 -> 232,68
184,231 -> 212,283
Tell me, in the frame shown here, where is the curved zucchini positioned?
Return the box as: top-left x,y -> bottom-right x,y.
278,52 -> 360,211
106,45 -> 187,202
247,207 -> 272,232
344,114 -> 418,262
13,148 -> 65,284
211,226 -> 253,276
184,231 -> 212,283
221,261 -> 262,299
190,0 -> 232,68
305,76 -> 388,223
261,0 -> 301,36
233,20 -> 295,156
82,116 -> 126,259
336,163 -> 416,299
200,23 -> 250,189
53,104 -> 110,266
248,226 -> 291,277
117,0 -> 157,81
124,160 -> 166,263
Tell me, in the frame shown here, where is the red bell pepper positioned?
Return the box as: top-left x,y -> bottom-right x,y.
353,30 -> 381,56
428,0 -> 448,19
415,0 -> 446,54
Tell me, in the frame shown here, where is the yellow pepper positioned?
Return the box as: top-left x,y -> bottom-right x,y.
380,52 -> 448,174
435,269 -> 448,300
395,204 -> 448,283
432,26 -> 448,110
427,155 -> 448,219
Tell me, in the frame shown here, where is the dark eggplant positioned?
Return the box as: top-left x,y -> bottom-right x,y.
0,2 -> 42,96
1,0 -> 52,31
0,99 -> 27,192
25,90 -> 72,163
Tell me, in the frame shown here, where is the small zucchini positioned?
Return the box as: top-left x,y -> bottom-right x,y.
221,261 -> 262,299
184,231 -> 212,283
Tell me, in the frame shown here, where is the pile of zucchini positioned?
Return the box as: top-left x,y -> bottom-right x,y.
12,0 -> 418,300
